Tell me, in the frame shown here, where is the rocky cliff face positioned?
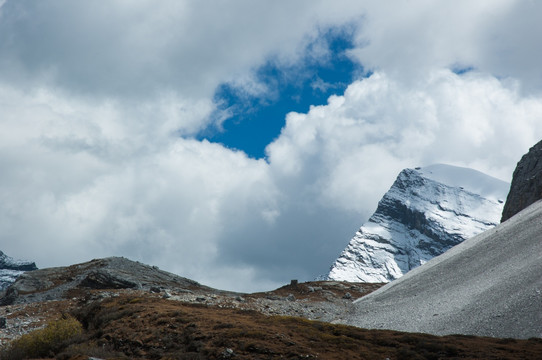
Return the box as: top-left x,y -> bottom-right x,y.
0,251 -> 38,291
501,139 -> 542,222
324,164 -> 509,283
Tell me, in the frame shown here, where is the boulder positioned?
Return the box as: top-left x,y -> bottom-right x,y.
0,287 -> 19,306
79,270 -> 140,289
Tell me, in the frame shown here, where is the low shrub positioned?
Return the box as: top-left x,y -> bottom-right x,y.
2,316 -> 83,360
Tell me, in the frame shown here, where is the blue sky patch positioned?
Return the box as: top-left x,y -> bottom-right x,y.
198,28 -> 364,159
451,65 -> 475,75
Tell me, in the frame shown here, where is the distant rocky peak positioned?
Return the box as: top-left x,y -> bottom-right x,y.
501,139 -> 542,222
0,256 -> 206,306
323,164 -> 509,283
0,251 -> 38,271
0,250 -> 38,291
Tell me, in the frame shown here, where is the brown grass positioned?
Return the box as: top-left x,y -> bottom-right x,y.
2,292 -> 542,359
1,315 -> 83,359
61,294 -> 542,359
248,281 -> 384,301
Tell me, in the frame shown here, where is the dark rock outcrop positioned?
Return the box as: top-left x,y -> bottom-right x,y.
501,139 -> 542,222
79,270 -> 140,289
0,251 -> 37,271
0,251 -> 38,291
0,287 -> 19,306
0,257 -> 211,305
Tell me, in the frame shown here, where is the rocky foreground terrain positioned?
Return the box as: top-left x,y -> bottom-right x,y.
1,257 -> 541,359
0,257 -> 380,331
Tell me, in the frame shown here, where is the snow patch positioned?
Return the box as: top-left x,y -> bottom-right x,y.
418,164 -> 509,202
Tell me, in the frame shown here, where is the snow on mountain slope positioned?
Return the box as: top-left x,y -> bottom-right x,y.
0,251 -> 38,291
323,164 -> 509,283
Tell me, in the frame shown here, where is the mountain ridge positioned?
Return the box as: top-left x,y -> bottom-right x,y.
323,164 -> 508,283
0,251 -> 38,291
0,256 -> 209,306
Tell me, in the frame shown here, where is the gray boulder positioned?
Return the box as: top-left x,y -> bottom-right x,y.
79,270 -> 140,289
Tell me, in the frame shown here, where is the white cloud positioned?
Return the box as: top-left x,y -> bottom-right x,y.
0,0 -> 366,100
2,1 -> 542,292
0,82 -> 281,291
267,69 -> 542,213
350,0 -> 542,95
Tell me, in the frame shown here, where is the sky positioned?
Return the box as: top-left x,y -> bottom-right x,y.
2,0 -> 542,292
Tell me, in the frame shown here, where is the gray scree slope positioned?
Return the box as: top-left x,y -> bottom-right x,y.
346,200 -> 542,339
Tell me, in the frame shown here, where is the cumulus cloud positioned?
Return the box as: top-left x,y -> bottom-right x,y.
350,0 -> 542,94
0,0 -> 370,291
0,0 -> 366,100
350,1 -> 510,74
0,82 -> 282,291
2,1 -> 542,292
205,70 -> 542,289
268,70 -> 542,210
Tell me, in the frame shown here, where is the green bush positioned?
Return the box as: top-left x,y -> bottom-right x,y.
3,316 -> 83,359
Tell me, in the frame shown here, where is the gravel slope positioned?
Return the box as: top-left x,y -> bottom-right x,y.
346,200 -> 542,339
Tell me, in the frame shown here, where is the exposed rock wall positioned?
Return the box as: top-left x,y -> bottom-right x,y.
501,139 -> 542,222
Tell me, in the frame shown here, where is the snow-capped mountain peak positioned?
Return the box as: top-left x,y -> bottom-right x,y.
323,164 -> 509,283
